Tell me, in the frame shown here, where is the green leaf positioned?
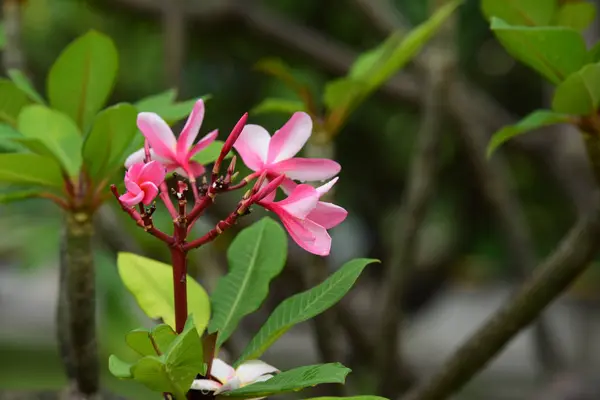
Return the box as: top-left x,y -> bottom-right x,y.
305,397 -> 389,400
481,0 -> 557,26
0,123 -> 27,152
108,354 -> 133,379
82,103 -> 138,181
223,363 -> 351,398
131,356 -> 176,394
209,218 -> 287,347
348,0 -> 462,93
555,1 -> 596,32
552,63 -> 600,115
323,79 -> 364,111
7,69 -> 45,104
591,42 -> 600,63
487,110 -> 571,157
17,105 -> 83,176
152,324 -> 178,353
0,188 -> 42,203
0,22 -> 5,50
250,98 -> 306,116
0,79 -> 31,127
191,140 -> 232,166
163,316 -> 206,394
47,30 -> 119,131
135,90 -> 211,125
117,252 -> 211,335
125,329 -> 157,356
0,153 -> 63,187
491,17 -> 589,84
236,259 -> 377,364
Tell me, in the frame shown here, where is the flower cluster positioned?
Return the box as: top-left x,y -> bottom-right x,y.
115,99 -> 347,256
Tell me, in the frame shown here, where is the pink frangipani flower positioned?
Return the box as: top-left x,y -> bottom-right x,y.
233,112 -> 340,182
281,177 -> 348,229
191,358 -> 279,397
258,183 -> 334,256
118,161 -> 166,207
125,99 -> 217,180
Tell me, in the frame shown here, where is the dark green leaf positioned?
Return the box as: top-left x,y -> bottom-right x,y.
7,69 -> 45,104
192,140 -> 232,165
0,123 -> 27,152
223,363 -> 351,398
108,354 -> 133,379
47,30 -> 119,131
591,42 -> 600,63
164,316 -> 205,394
0,188 -> 42,203
82,103 -> 138,181
487,110 -> 571,157
0,153 -> 63,187
491,17 -> 589,84
209,218 -> 287,347
117,252 -> 211,334
17,105 -> 83,176
555,1 -> 596,32
305,397 -> 389,400
250,98 -> 306,116
236,259 -> 377,364
0,79 -> 31,127
552,63 -> 600,115
481,0 -> 557,26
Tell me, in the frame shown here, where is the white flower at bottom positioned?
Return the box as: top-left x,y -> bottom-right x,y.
191,358 -> 279,398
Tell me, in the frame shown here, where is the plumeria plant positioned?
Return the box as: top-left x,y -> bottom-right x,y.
107,99 -> 379,399
483,0 -> 600,178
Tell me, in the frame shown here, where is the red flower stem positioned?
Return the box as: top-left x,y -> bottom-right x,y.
170,244 -> 188,334
159,182 -> 178,220
183,210 -> 242,251
187,192 -> 214,223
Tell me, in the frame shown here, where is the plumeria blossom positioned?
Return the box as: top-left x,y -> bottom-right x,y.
233,112 -> 340,182
125,99 -> 217,180
118,161 -> 166,207
280,177 -> 348,230
258,183 -> 335,256
191,358 -> 279,397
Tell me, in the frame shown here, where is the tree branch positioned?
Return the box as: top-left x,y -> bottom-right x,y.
402,195 -> 600,400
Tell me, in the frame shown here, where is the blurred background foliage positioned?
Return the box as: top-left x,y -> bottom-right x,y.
2,0 -> 600,399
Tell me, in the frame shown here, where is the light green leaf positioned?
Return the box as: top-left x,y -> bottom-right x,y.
0,188 -> 42,203
164,316 -> 205,394
7,69 -> 45,104
191,140 -> 232,166
591,42 -> 600,63
481,0 -> 557,26
131,356 -> 176,394
0,79 -> 31,127
209,218 -> 287,347
250,98 -> 306,116
135,90 -> 211,125
108,354 -> 133,379
323,79 -> 364,111
17,105 -> 83,176
349,0 -> 462,93
82,103 -> 138,182
153,324 -> 178,353
117,252 -> 211,335
0,153 -> 63,187
0,123 -> 27,152
0,22 -> 5,49
491,17 -> 589,84
223,363 -> 351,398
125,329 -> 157,356
236,259 -> 377,365
556,1 -> 596,32
47,30 -> 119,131
552,63 -> 600,115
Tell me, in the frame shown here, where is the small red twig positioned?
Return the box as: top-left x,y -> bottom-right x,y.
159,181 -> 178,220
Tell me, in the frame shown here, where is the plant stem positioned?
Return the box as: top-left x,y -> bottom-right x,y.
59,210 -> 99,396
171,245 -> 188,334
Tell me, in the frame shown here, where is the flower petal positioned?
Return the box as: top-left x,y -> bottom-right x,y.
137,112 -> 177,159
190,379 -> 222,392
139,182 -> 159,205
267,112 -> 312,164
138,161 -> 166,186
174,161 -> 206,179
124,148 -> 147,168
297,219 -> 332,256
278,210 -> 317,243
119,191 -> 144,207
189,129 -> 219,158
277,184 -> 319,219
124,176 -> 141,194
236,360 -> 279,386
214,376 -> 241,394
316,177 -> 339,196
233,124 -> 270,171
126,163 -> 144,182
308,201 -> 348,229
271,158 -> 340,181
211,358 -> 236,384
177,99 -> 205,155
